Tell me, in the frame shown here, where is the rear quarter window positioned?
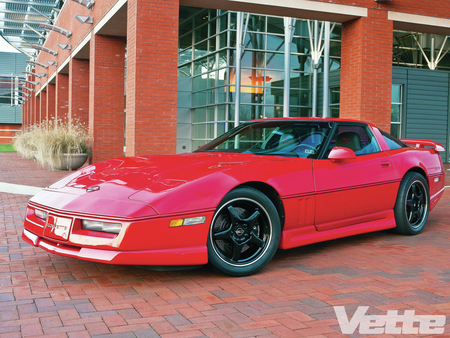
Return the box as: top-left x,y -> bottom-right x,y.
380,130 -> 406,150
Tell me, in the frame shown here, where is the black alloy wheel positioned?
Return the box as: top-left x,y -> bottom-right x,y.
207,187 -> 281,276
394,172 -> 430,235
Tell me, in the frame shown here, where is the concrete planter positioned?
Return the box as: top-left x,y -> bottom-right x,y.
53,153 -> 88,171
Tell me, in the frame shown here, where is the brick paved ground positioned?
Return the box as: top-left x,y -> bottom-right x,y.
1,153 -> 450,337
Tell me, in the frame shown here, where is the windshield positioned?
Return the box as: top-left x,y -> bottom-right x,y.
196,120 -> 335,158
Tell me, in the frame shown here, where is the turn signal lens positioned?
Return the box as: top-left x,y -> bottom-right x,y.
82,220 -> 122,234
35,209 -> 48,220
169,219 -> 184,228
169,216 -> 206,228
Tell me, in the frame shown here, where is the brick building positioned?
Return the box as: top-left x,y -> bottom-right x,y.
1,0 -> 450,162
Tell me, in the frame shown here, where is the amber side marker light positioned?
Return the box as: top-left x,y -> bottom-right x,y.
169,216 -> 207,228
35,209 -> 48,220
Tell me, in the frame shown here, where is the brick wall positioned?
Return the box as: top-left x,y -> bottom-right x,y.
56,74 -> 69,122
0,124 -> 21,145
126,0 -> 179,156
89,33 -> 126,163
47,84 -> 56,125
340,9 -> 393,130
69,59 -> 89,126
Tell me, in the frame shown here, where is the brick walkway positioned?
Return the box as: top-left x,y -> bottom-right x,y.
1,152 -> 450,337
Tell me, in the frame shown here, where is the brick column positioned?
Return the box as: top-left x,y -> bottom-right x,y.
47,84 -> 56,124
22,99 -> 27,129
34,96 -> 39,127
40,91 -> 47,125
56,73 -> 69,122
126,0 -> 178,156
340,9 -> 393,130
69,58 -> 90,126
89,33 -> 126,163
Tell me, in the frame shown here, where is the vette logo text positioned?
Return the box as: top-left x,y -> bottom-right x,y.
334,306 -> 445,334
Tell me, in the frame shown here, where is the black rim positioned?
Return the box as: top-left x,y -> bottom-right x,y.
210,198 -> 272,267
405,180 -> 427,228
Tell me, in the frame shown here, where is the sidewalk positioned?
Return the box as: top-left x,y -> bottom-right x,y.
1,152 -> 450,337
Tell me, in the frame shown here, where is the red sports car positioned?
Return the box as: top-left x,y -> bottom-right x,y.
22,118 -> 446,276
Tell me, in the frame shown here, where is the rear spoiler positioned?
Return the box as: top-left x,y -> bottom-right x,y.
400,139 -> 445,152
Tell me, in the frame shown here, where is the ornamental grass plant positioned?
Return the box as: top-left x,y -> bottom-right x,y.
14,118 -> 90,170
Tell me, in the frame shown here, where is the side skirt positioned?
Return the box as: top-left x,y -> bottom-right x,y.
278,210 -> 396,250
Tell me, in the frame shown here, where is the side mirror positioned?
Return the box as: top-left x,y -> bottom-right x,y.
328,147 -> 356,162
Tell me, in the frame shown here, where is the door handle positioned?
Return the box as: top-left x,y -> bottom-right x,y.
380,161 -> 390,167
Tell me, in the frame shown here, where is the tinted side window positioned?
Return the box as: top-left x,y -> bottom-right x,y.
326,124 -> 380,157
380,130 -> 406,150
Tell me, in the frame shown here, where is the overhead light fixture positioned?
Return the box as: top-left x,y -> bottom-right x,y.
22,92 -> 31,97
71,0 -> 94,10
23,87 -> 35,92
74,15 -> 93,24
26,60 -> 49,69
31,44 -> 58,56
22,71 -> 38,77
39,23 -> 72,38
57,43 -> 71,50
22,71 -> 47,79
21,79 -> 39,86
46,61 -> 57,66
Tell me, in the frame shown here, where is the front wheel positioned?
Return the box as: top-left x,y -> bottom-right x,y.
394,172 -> 430,235
207,187 -> 281,276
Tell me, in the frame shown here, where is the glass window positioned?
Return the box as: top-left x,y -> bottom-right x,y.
290,72 -> 311,89
193,75 -> 207,91
266,53 -> 284,70
242,50 -> 265,68
195,24 -> 208,43
290,89 -> 310,106
329,86 -> 340,117
244,32 -> 266,50
291,37 -> 310,54
193,108 -> 207,122
327,124 -> 380,157
294,20 -> 309,37
248,15 -> 266,32
194,41 -> 208,59
178,65 -> 191,78
179,19 -> 192,36
198,121 -> 334,159
267,16 -> 284,34
391,84 -> 402,138
267,34 -> 285,52
219,14 -> 228,32
179,33 -> 192,50
380,129 -> 406,150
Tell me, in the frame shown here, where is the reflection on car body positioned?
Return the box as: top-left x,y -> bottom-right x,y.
22,118 -> 446,276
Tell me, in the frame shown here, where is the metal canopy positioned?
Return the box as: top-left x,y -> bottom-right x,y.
0,0 -> 62,57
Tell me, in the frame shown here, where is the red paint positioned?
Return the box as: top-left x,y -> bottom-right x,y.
22,118 -> 445,267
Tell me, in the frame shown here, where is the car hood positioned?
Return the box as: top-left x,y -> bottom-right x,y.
30,152 -> 307,218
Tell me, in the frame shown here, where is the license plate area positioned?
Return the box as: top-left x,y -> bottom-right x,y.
43,215 -> 73,242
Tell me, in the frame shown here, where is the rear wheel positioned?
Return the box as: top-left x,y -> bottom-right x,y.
207,187 -> 281,276
394,172 -> 429,235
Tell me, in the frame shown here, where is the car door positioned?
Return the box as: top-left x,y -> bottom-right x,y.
313,123 -> 398,231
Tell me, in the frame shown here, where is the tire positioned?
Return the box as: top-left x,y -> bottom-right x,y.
393,172 -> 430,235
207,187 -> 281,276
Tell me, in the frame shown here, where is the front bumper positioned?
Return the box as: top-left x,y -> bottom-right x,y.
23,204 -> 213,266
22,229 -> 208,265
